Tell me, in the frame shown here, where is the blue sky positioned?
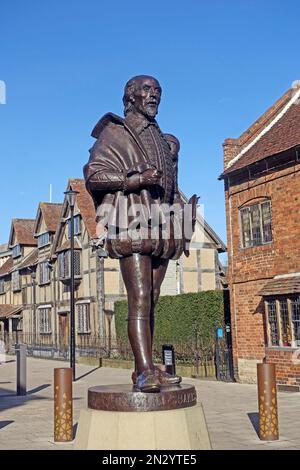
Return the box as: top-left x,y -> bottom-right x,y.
1,0 -> 300,249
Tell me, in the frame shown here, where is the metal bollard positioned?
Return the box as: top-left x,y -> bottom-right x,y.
54,368 -> 73,442
16,343 -> 27,396
257,362 -> 279,441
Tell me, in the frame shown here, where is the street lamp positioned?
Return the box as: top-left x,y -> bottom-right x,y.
64,189 -> 79,382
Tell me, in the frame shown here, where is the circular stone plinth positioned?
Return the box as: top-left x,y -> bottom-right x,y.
88,384 -> 197,412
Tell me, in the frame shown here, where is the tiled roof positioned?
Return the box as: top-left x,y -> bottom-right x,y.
259,275 -> 300,296
0,304 -> 22,319
222,85 -> 300,177
10,219 -> 37,247
17,248 -> 38,271
69,179 -> 97,238
39,203 -> 63,233
0,258 -> 13,277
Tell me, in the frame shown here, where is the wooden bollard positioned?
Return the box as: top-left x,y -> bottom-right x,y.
257,362 -> 279,441
54,368 -> 73,442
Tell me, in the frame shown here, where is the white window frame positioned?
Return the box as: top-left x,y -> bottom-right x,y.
240,200 -> 272,248
77,303 -> 91,334
39,307 -> 52,334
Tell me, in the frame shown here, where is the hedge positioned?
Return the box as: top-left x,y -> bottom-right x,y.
114,290 -> 227,350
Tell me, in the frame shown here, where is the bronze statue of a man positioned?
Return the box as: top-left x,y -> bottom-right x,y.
84,75 -> 195,392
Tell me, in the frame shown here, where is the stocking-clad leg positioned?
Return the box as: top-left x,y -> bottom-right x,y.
119,253 -> 153,375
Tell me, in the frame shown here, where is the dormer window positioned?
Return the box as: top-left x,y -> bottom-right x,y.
38,232 -> 50,248
68,215 -> 81,238
12,244 -> 22,258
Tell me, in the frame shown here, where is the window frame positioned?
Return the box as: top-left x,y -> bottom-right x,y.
265,295 -> 300,348
58,249 -> 81,280
240,200 -> 273,249
68,215 -> 81,238
77,303 -> 91,334
265,298 -> 280,347
290,297 -> 300,347
0,278 -> 5,295
12,244 -> 22,258
37,232 -> 50,248
39,261 -> 51,285
12,270 -> 21,292
39,308 -> 52,334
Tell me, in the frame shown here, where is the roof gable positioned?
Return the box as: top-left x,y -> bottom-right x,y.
34,202 -> 63,235
8,219 -> 37,247
222,82 -> 300,177
51,179 -> 97,256
69,179 -> 97,238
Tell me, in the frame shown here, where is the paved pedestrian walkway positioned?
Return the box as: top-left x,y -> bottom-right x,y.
0,356 -> 299,450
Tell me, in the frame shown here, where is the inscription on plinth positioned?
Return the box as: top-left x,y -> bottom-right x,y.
88,384 -> 197,412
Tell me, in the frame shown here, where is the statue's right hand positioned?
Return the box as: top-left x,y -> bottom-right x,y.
140,168 -> 162,187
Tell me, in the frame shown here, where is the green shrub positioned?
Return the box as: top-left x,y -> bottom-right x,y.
114,290 -> 226,352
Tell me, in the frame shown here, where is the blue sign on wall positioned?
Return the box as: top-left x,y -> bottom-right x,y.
217,327 -> 223,339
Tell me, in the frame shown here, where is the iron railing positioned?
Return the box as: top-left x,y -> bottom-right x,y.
0,331 -> 221,378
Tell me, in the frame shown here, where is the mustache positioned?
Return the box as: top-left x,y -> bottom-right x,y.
145,100 -> 158,106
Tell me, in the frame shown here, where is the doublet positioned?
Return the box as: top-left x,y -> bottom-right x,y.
125,114 -> 175,205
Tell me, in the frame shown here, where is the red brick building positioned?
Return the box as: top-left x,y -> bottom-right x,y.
220,82 -> 300,388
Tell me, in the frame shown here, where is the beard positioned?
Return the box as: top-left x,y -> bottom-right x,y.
143,103 -> 158,119
130,100 -> 159,120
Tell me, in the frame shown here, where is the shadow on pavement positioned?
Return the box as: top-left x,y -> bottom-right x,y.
0,386 -> 49,412
73,422 -> 78,439
76,366 -> 100,381
0,383 -> 82,416
27,384 -> 51,394
0,420 -> 14,430
248,412 -> 260,437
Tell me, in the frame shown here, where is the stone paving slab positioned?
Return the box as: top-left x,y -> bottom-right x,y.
0,356 -> 299,450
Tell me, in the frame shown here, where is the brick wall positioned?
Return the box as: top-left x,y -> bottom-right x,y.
225,163 -> 300,383
266,348 -> 300,386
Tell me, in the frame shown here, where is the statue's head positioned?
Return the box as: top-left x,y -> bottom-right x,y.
123,75 -> 162,119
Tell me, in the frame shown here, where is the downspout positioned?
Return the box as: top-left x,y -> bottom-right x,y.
227,178 -> 238,371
